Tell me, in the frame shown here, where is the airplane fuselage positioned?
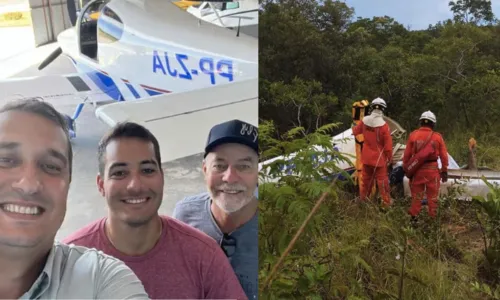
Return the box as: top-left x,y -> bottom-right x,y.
58,0 -> 257,101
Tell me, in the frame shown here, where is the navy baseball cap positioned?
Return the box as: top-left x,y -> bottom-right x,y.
204,119 -> 258,157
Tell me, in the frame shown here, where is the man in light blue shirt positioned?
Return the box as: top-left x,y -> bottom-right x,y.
173,119 -> 258,299
0,98 -> 148,299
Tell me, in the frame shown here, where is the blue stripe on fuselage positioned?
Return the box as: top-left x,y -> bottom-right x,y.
144,89 -> 162,96
69,60 -> 123,101
67,57 -> 172,100
66,55 -> 77,66
88,71 -> 123,101
125,83 -> 140,99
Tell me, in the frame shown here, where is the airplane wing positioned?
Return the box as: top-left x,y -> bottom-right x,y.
95,78 -> 258,164
0,73 -> 115,108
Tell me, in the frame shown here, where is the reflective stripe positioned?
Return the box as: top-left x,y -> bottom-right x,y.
421,165 -> 438,170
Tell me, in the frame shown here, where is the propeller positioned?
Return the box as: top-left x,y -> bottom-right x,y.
37,46 -> 62,70
67,0 -> 78,26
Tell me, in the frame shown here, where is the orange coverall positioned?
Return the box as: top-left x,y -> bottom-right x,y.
403,127 -> 449,218
352,121 -> 393,206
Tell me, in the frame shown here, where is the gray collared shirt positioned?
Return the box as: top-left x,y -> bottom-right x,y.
18,241 -> 149,299
173,192 -> 258,300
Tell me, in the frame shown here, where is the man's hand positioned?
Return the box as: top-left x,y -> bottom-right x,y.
441,171 -> 448,183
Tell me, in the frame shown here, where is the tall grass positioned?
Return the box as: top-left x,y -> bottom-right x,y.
260,191 -> 487,299
259,123 -> 500,300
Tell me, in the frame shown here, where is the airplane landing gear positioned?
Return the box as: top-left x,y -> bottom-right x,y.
65,101 -> 86,140
64,114 -> 76,139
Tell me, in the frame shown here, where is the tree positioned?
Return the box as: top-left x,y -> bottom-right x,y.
260,0 -> 500,168
449,0 -> 495,25
259,1 -> 500,298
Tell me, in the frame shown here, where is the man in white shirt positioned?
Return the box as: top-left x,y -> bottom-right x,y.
0,98 -> 149,299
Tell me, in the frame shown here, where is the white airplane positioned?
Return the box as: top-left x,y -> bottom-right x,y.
186,0 -> 258,38
95,77 -> 257,163
0,0 -> 258,140
259,116 -> 500,202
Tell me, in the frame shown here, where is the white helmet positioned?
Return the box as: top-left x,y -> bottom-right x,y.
419,110 -> 436,124
370,97 -> 387,110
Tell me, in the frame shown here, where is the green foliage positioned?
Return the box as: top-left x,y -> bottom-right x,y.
260,0 -> 500,167
259,123 -> 355,298
472,177 -> 500,284
258,123 -> 490,299
449,0 -> 495,25
471,281 -> 500,299
259,0 -> 500,298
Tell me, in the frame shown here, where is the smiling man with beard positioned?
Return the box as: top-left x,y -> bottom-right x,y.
173,119 -> 259,300
63,122 -> 247,300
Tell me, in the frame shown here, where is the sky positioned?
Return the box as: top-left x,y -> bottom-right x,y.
343,0 -> 500,30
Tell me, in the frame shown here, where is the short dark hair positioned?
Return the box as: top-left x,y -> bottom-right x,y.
97,122 -> 162,176
0,98 -> 73,181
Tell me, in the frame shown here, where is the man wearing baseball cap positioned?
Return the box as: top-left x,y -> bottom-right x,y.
173,119 -> 258,299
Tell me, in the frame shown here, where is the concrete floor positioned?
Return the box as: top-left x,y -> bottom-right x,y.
0,26 -> 34,61
3,46 -> 207,241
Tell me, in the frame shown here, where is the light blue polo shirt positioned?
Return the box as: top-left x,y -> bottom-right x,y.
20,241 -> 149,299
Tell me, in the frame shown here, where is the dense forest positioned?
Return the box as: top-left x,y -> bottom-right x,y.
258,1 -> 500,299
259,0 -> 500,167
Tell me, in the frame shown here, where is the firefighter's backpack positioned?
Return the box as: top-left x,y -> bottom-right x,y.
403,131 -> 435,178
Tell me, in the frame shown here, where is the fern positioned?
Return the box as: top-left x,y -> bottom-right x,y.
259,122 -> 494,299
471,176 -> 500,285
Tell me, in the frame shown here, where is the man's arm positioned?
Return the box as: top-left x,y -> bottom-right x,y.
96,256 -> 150,299
203,246 -> 248,300
352,120 -> 364,136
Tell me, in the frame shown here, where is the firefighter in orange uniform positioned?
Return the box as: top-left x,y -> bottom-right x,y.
352,97 -> 393,207
403,111 -> 448,223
